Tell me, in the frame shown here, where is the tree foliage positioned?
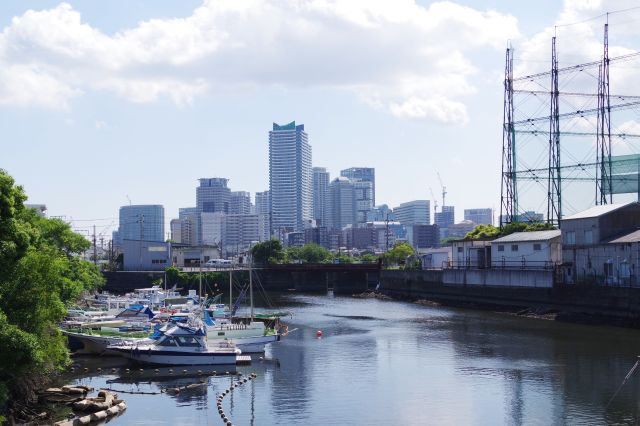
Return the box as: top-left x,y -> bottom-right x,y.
464,222 -> 556,240
382,242 -> 415,266
250,239 -> 284,264
0,169 -> 104,413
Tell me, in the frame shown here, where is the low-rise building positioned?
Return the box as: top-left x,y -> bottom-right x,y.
561,202 -> 640,284
419,247 -> 451,269
122,239 -> 171,271
491,230 -> 561,269
171,245 -> 221,267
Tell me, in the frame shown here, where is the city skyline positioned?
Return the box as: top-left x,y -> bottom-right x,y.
3,1 -> 640,238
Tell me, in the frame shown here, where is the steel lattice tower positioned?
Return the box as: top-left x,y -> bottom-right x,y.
547,37 -> 562,225
500,46 -> 516,227
596,23 -> 613,204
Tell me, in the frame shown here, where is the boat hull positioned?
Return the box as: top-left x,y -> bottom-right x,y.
109,347 -> 238,366
232,335 -> 280,353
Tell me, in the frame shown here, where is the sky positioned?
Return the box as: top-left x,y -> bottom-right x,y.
2,0 -> 640,240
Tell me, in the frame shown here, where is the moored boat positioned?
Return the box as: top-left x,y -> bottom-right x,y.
107,321 -> 240,366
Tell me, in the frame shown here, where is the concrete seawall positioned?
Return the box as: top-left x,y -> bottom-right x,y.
380,269 -> 640,324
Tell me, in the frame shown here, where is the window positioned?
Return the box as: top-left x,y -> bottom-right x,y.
584,230 -> 593,244
533,243 -> 541,251
457,247 -> 463,253
497,245 -> 504,252
176,336 -> 202,347
565,231 -> 576,245
157,337 -> 178,347
511,245 -> 519,252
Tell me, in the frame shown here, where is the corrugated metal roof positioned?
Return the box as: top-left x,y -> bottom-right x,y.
562,202 -> 635,220
492,230 -> 561,243
608,229 -> 640,244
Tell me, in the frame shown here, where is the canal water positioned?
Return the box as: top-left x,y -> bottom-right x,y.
67,294 -> 640,425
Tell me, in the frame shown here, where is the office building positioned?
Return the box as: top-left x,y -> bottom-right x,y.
269,121 -> 312,234
304,227 -> 330,249
394,200 -> 430,226
117,205 -> 164,244
230,191 -> 252,215
447,220 -> 476,239
328,177 -> 355,231
196,178 -> 230,214
353,180 -> 374,225
464,208 -> 493,226
25,204 -> 47,217
367,204 -> 395,222
201,212 -> 226,247
313,167 -> 330,226
340,167 -> 375,205
224,213 -> 270,255
411,224 -> 440,249
434,206 -> 455,239
255,190 -> 270,215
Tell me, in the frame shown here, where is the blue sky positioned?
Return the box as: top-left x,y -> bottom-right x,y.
2,0 -> 639,239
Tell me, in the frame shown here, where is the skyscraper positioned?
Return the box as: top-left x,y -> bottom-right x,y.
269,121 -> 312,234
254,190 -> 271,215
196,178 -> 230,214
328,177 -> 355,231
178,207 -> 199,246
230,191 -> 252,215
434,206 -> 455,239
464,208 -> 493,226
312,167 -> 330,226
340,167 -> 375,205
117,205 -> 164,243
394,200 -> 431,225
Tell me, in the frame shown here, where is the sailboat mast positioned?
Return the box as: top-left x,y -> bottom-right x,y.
249,251 -> 254,321
229,267 -> 233,315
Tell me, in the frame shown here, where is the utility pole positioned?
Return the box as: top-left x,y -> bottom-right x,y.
92,225 -> 97,265
385,212 -> 390,251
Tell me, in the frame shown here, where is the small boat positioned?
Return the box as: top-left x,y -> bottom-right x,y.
107,321 -> 240,366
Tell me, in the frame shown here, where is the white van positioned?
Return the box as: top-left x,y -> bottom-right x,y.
204,259 -> 233,268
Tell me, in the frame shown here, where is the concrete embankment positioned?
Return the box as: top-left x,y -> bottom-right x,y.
103,265 -> 379,294
380,270 -> 640,326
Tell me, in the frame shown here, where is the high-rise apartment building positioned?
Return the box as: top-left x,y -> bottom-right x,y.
117,205 -> 164,244
170,219 -> 183,243
230,191 -> 252,215
340,167 -> 376,205
393,200 -> 430,226
269,121 -> 312,234
200,212 -> 226,247
254,190 -> 271,215
328,177 -> 355,231
464,208 -> 493,226
312,167 -> 330,226
178,207 -> 199,246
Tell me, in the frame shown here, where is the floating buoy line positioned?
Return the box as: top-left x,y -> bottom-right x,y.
216,372 -> 258,425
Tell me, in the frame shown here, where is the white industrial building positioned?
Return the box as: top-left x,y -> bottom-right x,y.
491,230 -> 562,269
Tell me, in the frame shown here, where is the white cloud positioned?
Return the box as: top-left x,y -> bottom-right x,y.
0,1 -> 520,123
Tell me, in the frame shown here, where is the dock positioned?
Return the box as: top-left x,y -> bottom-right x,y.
236,355 -> 252,365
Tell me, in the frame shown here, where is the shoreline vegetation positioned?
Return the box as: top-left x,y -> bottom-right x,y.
0,170 -> 104,424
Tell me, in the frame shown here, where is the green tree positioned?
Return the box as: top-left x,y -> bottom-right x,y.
464,222 -> 556,241
299,244 -> 331,263
0,169 -> 104,414
382,242 -> 415,266
358,253 -> 379,263
250,239 -> 284,264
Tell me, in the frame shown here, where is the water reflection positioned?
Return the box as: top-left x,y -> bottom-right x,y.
65,294 -> 640,425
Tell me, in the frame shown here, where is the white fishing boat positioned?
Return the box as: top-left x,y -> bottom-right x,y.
108,321 -> 240,366
62,328 -> 153,355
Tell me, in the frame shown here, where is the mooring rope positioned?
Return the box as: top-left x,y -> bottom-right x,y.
606,357 -> 640,409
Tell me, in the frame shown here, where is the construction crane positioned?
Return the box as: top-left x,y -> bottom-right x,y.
437,172 -> 447,208
428,187 -> 439,214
